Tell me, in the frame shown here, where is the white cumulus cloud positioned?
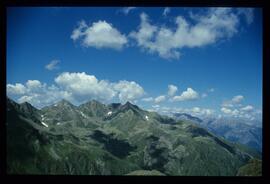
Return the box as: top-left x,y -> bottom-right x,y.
221,107 -> 243,117
231,95 -> 244,103
221,98 -> 259,120
168,84 -> 178,96
241,105 -> 254,112
114,80 -> 145,103
129,13 -> 158,51
8,81 -> 73,109
222,95 -> 244,107
154,95 -> 166,103
26,80 -> 42,89
7,72 -> 145,108
7,83 -> 27,95
55,72 -> 116,101
130,8 -> 250,59
71,20 -> 87,41
172,88 -> 199,101
71,20 -> 127,50
191,107 -> 214,116
221,107 -> 232,114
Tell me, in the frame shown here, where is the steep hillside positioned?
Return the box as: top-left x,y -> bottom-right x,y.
6,97 -> 261,175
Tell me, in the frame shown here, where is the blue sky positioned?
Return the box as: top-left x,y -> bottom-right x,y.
7,7 -> 262,121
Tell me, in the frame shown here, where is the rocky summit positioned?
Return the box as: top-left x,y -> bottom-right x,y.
6,97 -> 261,175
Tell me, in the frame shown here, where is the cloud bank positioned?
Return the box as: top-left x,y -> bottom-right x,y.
222,95 -> 244,108
220,95 -> 259,120
7,72 -> 145,108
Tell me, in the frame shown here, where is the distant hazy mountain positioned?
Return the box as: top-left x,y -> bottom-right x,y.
6,97 -> 261,175
172,113 -> 262,152
173,113 -> 203,123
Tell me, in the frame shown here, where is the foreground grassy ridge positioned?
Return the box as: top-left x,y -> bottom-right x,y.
237,159 -> 262,176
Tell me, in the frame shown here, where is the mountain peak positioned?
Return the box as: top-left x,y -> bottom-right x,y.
56,99 -> 74,107
20,101 -> 36,111
78,99 -> 108,117
121,101 -> 140,111
123,101 -> 134,108
125,101 -> 132,105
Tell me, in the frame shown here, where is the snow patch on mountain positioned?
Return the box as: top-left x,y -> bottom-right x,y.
41,121 -> 48,127
145,115 -> 149,121
79,111 -> 88,118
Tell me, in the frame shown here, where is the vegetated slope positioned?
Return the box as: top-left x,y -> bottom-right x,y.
237,159 -> 262,176
6,97 -> 261,175
7,98 -> 139,175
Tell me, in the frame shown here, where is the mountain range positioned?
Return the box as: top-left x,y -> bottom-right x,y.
6,97 -> 261,175
172,113 -> 262,152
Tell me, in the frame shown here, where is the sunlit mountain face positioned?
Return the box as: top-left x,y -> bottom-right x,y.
6,7 -> 262,175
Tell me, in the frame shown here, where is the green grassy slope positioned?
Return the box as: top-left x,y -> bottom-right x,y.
6,98 -> 262,175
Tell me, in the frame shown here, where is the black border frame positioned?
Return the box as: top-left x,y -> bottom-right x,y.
1,0 -> 269,183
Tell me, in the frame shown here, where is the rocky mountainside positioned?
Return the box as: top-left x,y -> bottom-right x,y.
6,97 -> 261,175
172,113 -> 262,152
